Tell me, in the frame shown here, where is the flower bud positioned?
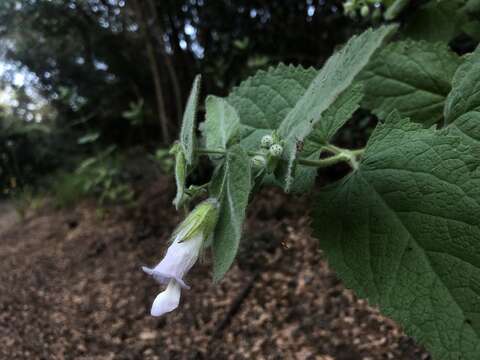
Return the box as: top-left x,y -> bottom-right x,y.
360,5 -> 370,17
343,1 -> 355,14
269,144 -> 283,157
261,135 -> 274,149
251,154 -> 267,169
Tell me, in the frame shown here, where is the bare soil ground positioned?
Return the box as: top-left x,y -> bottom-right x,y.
0,178 -> 431,360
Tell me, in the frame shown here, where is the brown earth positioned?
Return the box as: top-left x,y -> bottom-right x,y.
0,178 -> 431,360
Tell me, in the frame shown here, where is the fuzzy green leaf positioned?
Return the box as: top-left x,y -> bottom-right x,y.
308,83 -> 363,147
227,64 -> 317,130
384,0 -> 410,20
445,45 -> 480,145
290,84 -> 363,193
172,147 -> 187,210
205,96 -> 240,150
180,75 -> 201,165
226,64 -> 316,152
278,25 -> 397,192
314,112 -> 480,359
360,40 -> 462,126
210,145 -> 252,281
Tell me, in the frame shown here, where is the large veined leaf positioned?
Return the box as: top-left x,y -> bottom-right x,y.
445,44 -> 480,145
277,25 -> 397,192
209,145 -> 252,281
227,63 -> 317,130
180,75 -> 201,165
226,64 -> 316,152
204,95 -> 240,150
360,40 -> 462,126
314,113 -> 480,359
403,0 -> 466,43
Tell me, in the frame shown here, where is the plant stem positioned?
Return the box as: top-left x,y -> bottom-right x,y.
196,147 -> 364,169
296,153 -> 352,168
197,148 -> 225,155
351,149 -> 365,157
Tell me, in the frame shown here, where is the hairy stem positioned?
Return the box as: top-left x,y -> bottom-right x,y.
196,147 -> 365,169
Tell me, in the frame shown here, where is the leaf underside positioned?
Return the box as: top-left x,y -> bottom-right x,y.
290,83 -> 364,193
205,95 -> 240,151
210,145 -> 252,281
277,25 -> 397,192
180,75 -> 202,165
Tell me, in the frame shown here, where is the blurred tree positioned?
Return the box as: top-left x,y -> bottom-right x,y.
0,0 -> 365,193
0,0 -> 357,145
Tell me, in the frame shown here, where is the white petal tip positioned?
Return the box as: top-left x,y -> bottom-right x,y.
150,281 -> 181,317
142,266 -> 154,275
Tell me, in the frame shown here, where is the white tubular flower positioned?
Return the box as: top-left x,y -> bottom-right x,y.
142,198 -> 219,317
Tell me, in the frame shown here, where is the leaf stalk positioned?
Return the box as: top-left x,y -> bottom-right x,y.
196,147 -> 364,169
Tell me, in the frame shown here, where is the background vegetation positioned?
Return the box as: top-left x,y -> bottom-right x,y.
0,0 -> 477,205
0,0 -> 363,202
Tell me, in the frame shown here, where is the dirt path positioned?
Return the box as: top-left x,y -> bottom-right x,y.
0,181 -> 431,360
0,201 -> 17,236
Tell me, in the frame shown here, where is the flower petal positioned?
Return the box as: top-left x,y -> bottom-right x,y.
148,234 -> 203,285
142,266 -> 189,289
150,280 -> 181,317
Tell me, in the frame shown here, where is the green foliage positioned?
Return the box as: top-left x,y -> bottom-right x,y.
171,144 -> 187,210
0,114 -> 58,194
209,145 -> 252,281
227,64 -> 317,130
384,0 -> 410,20
226,64 -> 316,152
291,84 -> 363,193
7,0 -> 480,355
445,44 -> 480,145
122,100 -> 145,127
313,112 -> 480,359
307,84 -> 364,147
77,132 -> 100,145
462,0 -> 480,40
52,171 -> 90,209
180,75 -> 202,165
278,25 -> 396,191
403,0 -> 466,43
360,40 -> 462,126
53,148 -> 134,208
204,96 -> 240,151
152,148 -> 175,173
11,186 -> 45,220
173,18 -> 480,356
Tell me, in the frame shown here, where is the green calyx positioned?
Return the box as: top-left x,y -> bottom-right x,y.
174,198 -> 220,242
